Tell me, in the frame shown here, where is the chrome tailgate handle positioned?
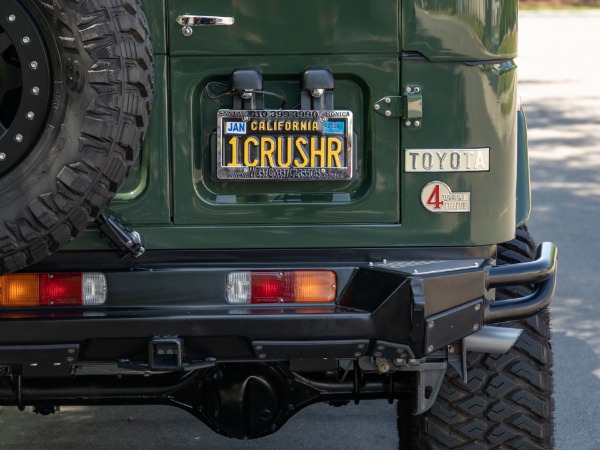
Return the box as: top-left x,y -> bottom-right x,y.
176,15 -> 235,36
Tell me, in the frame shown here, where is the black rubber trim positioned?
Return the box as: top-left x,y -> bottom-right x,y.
400,52 -> 513,66
401,51 -> 427,60
28,245 -> 496,270
462,57 -> 514,66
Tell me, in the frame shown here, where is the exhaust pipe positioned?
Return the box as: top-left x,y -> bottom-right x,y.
464,326 -> 522,354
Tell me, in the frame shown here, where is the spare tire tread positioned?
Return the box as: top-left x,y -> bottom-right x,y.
0,0 -> 153,274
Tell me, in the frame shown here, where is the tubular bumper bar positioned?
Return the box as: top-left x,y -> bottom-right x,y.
484,242 -> 558,324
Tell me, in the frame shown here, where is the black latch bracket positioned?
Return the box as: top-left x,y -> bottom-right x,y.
301,67 -> 335,110
231,68 -> 265,110
95,213 -> 144,258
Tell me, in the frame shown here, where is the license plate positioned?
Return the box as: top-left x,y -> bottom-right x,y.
216,109 -> 354,181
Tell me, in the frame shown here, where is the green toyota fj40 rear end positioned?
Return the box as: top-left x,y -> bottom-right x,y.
0,0 -> 557,447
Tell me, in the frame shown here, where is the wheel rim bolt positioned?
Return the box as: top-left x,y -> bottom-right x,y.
30,61 -> 38,70
22,36 -> 31,44
31,86 -> 39,95
0,153 -> 6,161
26,111 -> 34,120
8,14 -> 16,22
14,134 -> 23,143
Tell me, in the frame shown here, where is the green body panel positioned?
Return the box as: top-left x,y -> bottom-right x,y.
167,0 -> 398,56
67,0 -> 521,250
401,60 -> 517,244
170,54 -> 399,225
402,0 -> 518,61
105,55 -> 171,225
143,0 -> 167,54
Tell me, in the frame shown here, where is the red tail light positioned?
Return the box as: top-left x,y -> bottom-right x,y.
227,271 -> 337,304
40,274 -> 83,306
0,273 -> 106,307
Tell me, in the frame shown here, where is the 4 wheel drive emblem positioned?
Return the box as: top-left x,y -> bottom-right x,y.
421,182 -> 471,213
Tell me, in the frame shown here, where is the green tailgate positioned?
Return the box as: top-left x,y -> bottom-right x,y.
168,0 -> 400,225
70,0 -> 520,250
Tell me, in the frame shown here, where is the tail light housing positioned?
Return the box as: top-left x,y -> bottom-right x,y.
226,271 -> 337,304
0,273 -> 107,307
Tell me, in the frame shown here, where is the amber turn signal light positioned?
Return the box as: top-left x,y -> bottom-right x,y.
226,271 -> 337,304
0,273 -> 107,307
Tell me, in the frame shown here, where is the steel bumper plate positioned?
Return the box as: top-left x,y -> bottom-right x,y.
216,109 -> 354,181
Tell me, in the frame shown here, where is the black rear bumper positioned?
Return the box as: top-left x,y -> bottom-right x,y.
485,242 -> 557,323
0,243 -> 557,366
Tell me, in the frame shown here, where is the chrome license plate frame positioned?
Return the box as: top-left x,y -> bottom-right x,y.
216,109 -> 354,181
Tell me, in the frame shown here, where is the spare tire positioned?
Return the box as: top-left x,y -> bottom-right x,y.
0,0 -> 153,274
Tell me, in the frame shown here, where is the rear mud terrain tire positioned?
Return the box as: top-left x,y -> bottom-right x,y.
0,0 -> 153,273
398,228 -> 554,449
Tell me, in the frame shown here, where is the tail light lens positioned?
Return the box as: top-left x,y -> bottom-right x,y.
226,271 -> 336,304
0,274 -> 39,307
0,273 -> 107,307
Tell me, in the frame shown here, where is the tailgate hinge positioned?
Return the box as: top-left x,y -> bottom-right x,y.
373,85 -> 422,127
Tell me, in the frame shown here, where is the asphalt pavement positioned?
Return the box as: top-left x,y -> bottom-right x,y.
1,10 -> 599,450
518,10 -> 600,450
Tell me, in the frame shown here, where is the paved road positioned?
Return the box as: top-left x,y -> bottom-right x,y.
1,11 -> 598,449
518,10 -> 600,450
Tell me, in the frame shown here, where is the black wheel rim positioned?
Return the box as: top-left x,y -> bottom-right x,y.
0,0 -> 52,176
